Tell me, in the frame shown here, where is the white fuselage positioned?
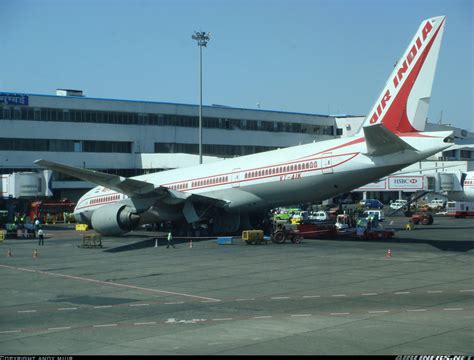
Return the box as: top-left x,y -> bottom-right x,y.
74,131 -> 452,225
449,172 -> 474,201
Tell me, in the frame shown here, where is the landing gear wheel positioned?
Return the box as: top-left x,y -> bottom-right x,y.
272,231 -> 286,244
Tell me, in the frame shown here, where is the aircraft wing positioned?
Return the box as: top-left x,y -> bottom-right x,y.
363,124 -> 417,156
34,159 -> 228,208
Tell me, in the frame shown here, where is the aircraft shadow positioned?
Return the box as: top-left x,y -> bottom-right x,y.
104,237 -> 214,253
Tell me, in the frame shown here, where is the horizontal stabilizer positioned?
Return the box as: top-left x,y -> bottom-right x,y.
363,125 -> 417,156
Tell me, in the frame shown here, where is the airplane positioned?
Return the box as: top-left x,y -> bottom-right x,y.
35,16 -> 453,236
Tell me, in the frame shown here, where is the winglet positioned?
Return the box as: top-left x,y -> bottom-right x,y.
363,125 -> 417,156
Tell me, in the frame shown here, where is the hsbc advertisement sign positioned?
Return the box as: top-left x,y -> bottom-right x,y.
389,176 -> 424,190
356,176 -> 426,192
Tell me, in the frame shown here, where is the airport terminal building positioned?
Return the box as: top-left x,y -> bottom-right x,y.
1,90 -> 473,203
1,90 -> 340,200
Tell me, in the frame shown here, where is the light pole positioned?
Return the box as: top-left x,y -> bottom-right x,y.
191,31 -> 210,164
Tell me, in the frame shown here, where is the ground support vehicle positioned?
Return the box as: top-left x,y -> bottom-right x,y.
411,213 -> 434,225
297,221 -> 337,238
335,213 -> 356,230
447,201 -> 474,218
336,216 -> 394,240
350,227 -> 395,240
271,223 -> 303,244
242,230 -> 267,245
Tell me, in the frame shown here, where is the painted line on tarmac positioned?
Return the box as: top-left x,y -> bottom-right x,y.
460,289 -> 474,292
129,303 -> 150,307
58,307 -> 78,311
2,307 -> 473,335
394,292 -> 410,295
368,310 -> 390,314
93,323 -> 118,328
361,293 -> 378,296
330,312 -> 350,315
17,310 -> 37,313
427,290 -> 443,293
0,264 -> 221,302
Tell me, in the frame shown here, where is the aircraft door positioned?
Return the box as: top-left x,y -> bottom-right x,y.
322,153 -> 333,174
231,168 -> 241,188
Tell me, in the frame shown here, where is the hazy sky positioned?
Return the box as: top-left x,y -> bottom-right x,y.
1,0 -> 472,130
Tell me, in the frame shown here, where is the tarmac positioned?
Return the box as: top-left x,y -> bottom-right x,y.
0,215 -> 473,355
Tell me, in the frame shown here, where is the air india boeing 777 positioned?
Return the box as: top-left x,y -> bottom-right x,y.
35,16 -> 453,235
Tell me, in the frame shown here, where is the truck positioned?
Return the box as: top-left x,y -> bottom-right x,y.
447,201 -> 474,218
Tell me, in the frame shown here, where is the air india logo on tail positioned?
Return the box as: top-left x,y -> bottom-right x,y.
368,20 -> 436,126
392,21 -> 433,89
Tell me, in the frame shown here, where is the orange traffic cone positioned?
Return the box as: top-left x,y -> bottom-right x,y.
7,249 -> 12,257
33,249 -> 38,258
386,249 -> 392,257
189,240 -> 193,249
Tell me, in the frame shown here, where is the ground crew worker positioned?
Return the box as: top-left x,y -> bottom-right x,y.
167,231 -> 175,249
37,228 -> 44,246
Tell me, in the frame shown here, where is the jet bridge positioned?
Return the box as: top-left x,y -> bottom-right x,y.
1,171 -> 52,199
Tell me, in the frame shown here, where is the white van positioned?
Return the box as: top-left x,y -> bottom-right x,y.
309,211 -> 328,221
390,199 -> 407,210
428,199 -> 445,209
363,209 -> 385,221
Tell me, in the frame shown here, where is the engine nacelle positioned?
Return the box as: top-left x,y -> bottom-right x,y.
91,203 -> 140,236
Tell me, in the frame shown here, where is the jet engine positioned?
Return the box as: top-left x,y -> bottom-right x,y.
91,203 -> 140,236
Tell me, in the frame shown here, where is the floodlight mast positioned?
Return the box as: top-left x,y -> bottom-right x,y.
191,31 -> 211,164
